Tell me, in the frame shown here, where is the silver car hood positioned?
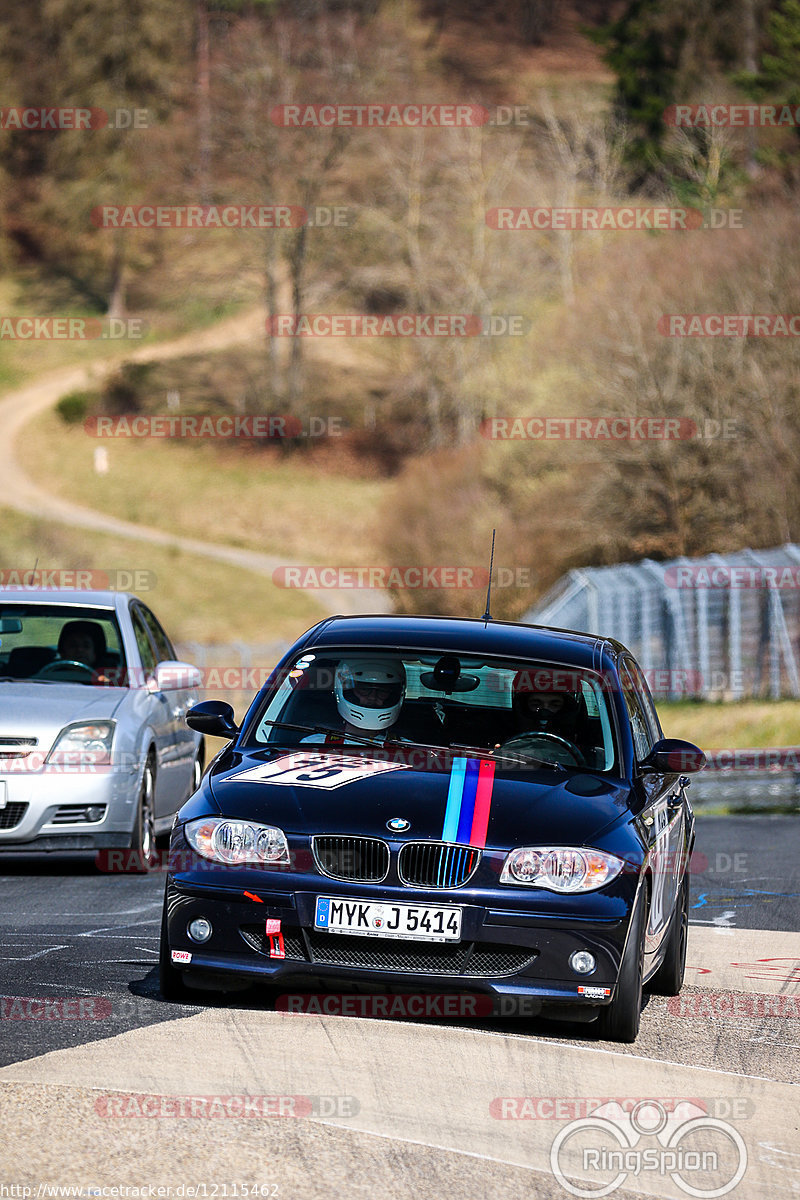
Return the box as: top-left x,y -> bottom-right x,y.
0,683 -> 126,750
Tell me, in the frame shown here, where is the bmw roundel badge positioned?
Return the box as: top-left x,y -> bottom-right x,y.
387,817 -> 410,832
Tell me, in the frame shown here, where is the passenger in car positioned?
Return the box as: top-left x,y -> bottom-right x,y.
301,658 -> 407,744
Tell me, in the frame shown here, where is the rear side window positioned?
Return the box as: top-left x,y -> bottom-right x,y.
138,605 -> 175,663
131,609 -> 156,678
620,662 -> 654,762
625,658 -> 662,742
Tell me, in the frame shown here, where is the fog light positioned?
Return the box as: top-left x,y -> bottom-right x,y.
86,806 -> 105,822
569,950 -> 596,975
188,917 -> 212,944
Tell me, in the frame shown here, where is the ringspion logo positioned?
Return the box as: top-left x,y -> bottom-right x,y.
549,1100 -> 747,1198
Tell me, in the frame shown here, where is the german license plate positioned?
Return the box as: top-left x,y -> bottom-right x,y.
315,896 -> 462,942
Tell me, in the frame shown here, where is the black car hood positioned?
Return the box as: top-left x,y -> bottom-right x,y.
208,749 -> 631,848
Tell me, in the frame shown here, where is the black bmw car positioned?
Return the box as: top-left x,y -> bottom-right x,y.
159,615 -> 705,1042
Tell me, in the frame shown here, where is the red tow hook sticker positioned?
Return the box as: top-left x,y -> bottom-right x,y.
266,917 -> 285,959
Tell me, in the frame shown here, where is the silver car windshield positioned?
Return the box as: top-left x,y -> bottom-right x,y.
248,651 -> 619,773
0,605 -> 127,686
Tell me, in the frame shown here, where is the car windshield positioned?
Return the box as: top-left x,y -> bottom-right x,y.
0,604 -> 127,686
246,649 -> 619,773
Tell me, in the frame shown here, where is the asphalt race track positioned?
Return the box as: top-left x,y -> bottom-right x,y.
1,815 -> 799,1200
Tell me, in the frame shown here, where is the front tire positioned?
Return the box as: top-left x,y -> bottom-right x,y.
158,889 -> 191,1002
596,883 -> 647,1043
127,757 -> 157,874
648,872 -> 689,996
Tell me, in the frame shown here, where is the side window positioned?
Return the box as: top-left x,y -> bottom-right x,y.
626,658 -> 662,743
620,663 -> 654,762
139,606 -> 174,663
131,609 -> 156,679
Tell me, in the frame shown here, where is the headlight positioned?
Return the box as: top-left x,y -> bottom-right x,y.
46,721 -> 115,767
184,817 -> 290,866
499,846 -> 625,892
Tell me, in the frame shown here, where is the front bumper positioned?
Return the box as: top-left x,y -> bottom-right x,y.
163,868 -> 636,1013
0,765 -> 139,850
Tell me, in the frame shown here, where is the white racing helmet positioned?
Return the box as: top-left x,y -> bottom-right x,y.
334,659 -> 406,731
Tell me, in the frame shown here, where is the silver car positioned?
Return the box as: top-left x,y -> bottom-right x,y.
0,589 -> 203,871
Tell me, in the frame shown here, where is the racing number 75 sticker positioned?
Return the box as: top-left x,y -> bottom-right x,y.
227,753 -> 411,790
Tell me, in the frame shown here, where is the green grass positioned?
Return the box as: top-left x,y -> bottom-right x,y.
658,699 -> 800,751
20,409 -> 389,564
0,507 -> 322,646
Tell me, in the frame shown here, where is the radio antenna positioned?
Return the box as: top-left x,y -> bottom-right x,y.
481,529 -> 496,624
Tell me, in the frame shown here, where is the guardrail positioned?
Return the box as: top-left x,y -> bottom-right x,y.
690,749 -> 800,810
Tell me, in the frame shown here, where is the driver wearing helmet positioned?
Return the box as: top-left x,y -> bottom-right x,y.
301,658 -> 407,743
506,671 -> 586,749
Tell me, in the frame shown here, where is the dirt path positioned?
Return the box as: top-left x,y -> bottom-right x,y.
0,310 -> 390,617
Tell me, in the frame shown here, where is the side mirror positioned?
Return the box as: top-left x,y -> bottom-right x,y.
153,660 -> 203,691
640,738 -> 706,774
186,700 -> 240,740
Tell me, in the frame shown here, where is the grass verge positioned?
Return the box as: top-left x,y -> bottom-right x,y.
0,507 -> 322,646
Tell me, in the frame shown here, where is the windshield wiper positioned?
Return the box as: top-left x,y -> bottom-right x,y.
256,723 -> 561,768
255,720 -> 409,750
256,721 -> 455,759
449,743 -> 561,770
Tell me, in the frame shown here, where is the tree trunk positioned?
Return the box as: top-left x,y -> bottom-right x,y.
196,3 -> 212,203
287,224 -> 308,407
107,231 -> 127,318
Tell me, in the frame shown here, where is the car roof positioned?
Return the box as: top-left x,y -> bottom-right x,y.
0,589 -> 136,608
300,614 -> 624,671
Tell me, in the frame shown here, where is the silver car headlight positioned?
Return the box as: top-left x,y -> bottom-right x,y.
46,721 -> 115,767
499,846 -> 625,892
184,817 -> 290,866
